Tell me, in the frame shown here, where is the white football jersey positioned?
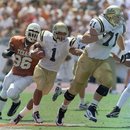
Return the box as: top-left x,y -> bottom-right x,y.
37,30 -> 76,72
85,15 -> 126,60
72,36 -> 86,62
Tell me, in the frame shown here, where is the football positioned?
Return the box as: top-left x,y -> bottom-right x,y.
30,47 -> 45,60
37,50 -> 45,59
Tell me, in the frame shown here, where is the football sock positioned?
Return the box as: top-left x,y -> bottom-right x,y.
19,106 -> 30,117
116,85 -> 130,108
80,98 -> 85,104
61,103 -> 68,110
33,104 -> 39,113
91,99 -> 99,106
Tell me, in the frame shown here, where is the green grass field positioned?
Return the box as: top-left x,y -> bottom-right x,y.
1,91 -> 130,130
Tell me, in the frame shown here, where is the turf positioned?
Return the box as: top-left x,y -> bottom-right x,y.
0,91 -> 130,130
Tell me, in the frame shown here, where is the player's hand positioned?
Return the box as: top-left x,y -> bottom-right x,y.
120,53 -> 130,63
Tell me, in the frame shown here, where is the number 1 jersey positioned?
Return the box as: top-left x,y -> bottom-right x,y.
37,31 -> 76,72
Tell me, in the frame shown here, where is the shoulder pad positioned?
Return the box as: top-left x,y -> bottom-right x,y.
69,37 -> 77,47
89,17 -> 105,33
38,30 -> 45,42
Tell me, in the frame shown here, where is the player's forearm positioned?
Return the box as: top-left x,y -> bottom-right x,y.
29,43 -> 41,56
81,28 -> 101,44
122,60 -> 130,67
117,35 -> 125,50
69,48 -> 83,56
74,49 -> 83,56
81,34 -> 98,44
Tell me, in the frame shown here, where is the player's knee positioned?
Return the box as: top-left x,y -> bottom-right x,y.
100,74 -> 113,88
105,76 -> 113,87
64,90 -> 75,101
0,89 -> 7,99
7,90 -> 15,99
96,85 -> 109,96
7,88 -> 19,99
0,96 -> 7,102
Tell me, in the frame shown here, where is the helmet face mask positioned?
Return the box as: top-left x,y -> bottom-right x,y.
53,22 -> 68,42
55,32 -> 67,41
104,5 -> 124,26
25,23 -> 41,43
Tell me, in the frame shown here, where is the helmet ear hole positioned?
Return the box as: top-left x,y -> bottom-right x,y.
25,23 -> 41,43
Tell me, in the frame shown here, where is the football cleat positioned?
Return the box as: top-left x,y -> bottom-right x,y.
84,105 -> 97,122
56,108 -> 67,126
52,86 -> 62,101
7,101 -> 21,116
79,103 -> 88,110
10,114 -> 23,124
32,111 -> 43,123
106,106 -> 120,118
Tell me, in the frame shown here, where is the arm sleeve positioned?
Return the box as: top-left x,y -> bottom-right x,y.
37,30 -> 46,47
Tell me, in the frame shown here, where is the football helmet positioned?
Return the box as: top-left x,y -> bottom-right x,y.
53,22 -> 69,42
25,23 -> 41,43
103,5 -> 124,26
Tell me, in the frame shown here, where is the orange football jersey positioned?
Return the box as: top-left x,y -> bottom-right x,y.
9,36 -> 39,76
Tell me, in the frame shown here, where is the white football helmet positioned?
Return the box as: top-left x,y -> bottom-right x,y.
103,5 -> 124,26
25,23 -> 41,43
52,22 -> 69,42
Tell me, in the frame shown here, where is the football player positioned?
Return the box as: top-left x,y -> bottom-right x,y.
106,49 -> 130,118
52,35 -> 88,110
55,5 -> 126,125
10,22 -> 83,124
0,23 -> 41,119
